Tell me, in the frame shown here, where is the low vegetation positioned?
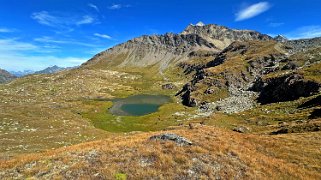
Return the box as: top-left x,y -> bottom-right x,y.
0,126 -> 320,179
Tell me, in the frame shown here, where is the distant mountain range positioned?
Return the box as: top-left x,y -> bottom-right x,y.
10,65 -> 76,77
0,65 -> 76,84
34,65 -> 73,75
10,70 -> 35,77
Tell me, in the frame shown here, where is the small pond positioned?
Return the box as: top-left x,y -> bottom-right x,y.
109,94 -> 171,116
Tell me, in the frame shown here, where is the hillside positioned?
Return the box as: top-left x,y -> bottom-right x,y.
0,23 -> 321,179
0,68 -> 16,84
1,126 -> 320,179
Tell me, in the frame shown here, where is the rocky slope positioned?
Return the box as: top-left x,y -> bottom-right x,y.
176,39 -> 321,114
0,68 -> 16,84
181,23 -> 272,50
286,37 -> 321,53
83,24 -> 272,71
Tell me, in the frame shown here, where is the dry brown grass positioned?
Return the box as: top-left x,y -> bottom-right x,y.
1,126 -> 320,179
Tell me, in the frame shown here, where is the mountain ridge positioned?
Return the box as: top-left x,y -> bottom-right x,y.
0,68 -> 16,83
82,23 -> 272,71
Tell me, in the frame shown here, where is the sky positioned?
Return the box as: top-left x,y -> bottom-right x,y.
0,0 -> 321,71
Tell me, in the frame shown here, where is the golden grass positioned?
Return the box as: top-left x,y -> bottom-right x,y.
0,126 -> 320,179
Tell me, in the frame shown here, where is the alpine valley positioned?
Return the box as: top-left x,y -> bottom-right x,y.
0,23 -> 321,179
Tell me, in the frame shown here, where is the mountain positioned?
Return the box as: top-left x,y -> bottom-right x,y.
0,68 -> 16,83
34,65 -> 69,74
83,24 -> 272,71
10,70 -> 35,77
181,23 -> 272,49
10,66 -> 75,77
0,23 -> 321,179
274,34 -> 288,42
285,36 -> 321,53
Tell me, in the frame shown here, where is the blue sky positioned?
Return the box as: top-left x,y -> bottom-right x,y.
0,0 -> 321,71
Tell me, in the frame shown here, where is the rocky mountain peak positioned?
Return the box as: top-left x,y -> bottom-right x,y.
196,21 -> 205,26
181,23 -> 272,50
84,23 -> 273,70
274,35 -> 288,42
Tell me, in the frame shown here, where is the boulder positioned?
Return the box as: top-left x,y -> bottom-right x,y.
149,133 -> 193,146
204,88 -> 214,94
281,61 -> 298,70
233,126 -> 250,133
162,83 -> 176,90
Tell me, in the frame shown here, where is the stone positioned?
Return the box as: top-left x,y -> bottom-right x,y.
149,133 -> 193,146
162,83 -> 176,90
256,120 -> 269,126
233,126 -> 250,133
281,61 -> 298,70
204,88 -> 214,94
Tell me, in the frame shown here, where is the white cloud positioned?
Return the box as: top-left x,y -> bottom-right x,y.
34,36 -> 99,47
0,38 -> 89,71
31,11 -> 59,27
235,2 -> 271,21
269,22 -> 284,27
286,26 -> 321,40
0,38 -> 38,51
0,28 -> 14,33
76,15 -> 95,25
31,11 -> 96,29
109,4 -> 122,9
94,33 -> 112,39
108,4 -> 131,10
0,37 -> 106,71
0,53 -> 88,71
88,3 -> 99,12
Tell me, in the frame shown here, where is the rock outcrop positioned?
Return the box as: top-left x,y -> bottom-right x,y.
162,83 -> 176,90
298,95 -> 321,109
181,24 -> 272,50
253,74 -> 320,104
176,41 -> 287,110
149,133 -> 193,146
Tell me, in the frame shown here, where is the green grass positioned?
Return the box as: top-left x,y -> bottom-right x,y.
81,98 -> 196,132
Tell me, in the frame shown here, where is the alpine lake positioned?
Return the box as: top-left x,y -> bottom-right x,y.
82,94 -> 194,132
